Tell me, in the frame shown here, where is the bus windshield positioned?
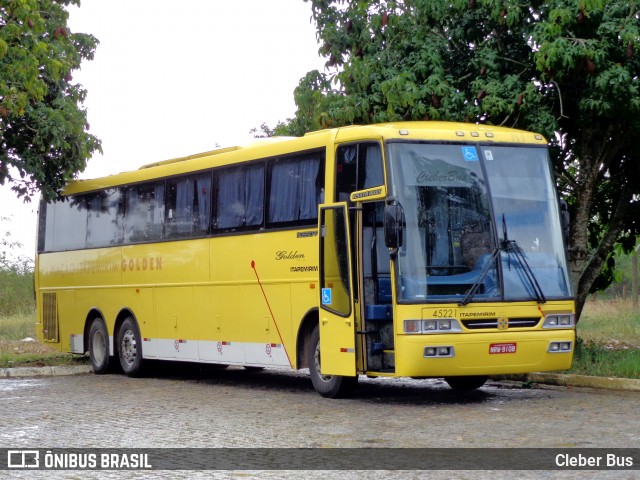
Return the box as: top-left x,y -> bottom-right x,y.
387,142 -> 572,303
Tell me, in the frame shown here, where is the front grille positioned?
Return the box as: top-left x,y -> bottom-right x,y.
41,292 -> 59,342
462,317 -> 540,330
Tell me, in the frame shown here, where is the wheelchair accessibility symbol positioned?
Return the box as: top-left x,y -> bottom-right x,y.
461,146 -> 479,161
321,288 -> 332,305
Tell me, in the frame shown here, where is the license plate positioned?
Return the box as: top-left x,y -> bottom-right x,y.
489,342 -> 517,354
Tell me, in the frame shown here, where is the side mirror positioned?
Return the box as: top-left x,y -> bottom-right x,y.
384,198 -> 404,256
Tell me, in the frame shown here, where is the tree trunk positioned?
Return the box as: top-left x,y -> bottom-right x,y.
565,127 -> 632,320
633,247 -> 639,308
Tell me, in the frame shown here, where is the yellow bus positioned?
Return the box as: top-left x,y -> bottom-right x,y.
36,122 -> 575,398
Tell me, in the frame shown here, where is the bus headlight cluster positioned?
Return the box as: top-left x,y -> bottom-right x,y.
548,341 -> 573,353
404,319 -> 462,334
543,314 -> 575,328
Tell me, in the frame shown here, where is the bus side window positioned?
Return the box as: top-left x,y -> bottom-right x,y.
335,142 -> 384,201
268,154 -> 323,226
43,195 -> 88,252
166,174 -> 212,238
124,182 -> 165,243
87,188 -> 123,248
215,164 -> 264,231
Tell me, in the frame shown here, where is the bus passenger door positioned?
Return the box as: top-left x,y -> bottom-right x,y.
318,203 -> 357,377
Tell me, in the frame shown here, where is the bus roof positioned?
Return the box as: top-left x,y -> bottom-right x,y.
62,121 -> 547,195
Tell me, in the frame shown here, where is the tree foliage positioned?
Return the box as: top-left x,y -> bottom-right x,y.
0,0 -> 101,201
281,0 -> 640,317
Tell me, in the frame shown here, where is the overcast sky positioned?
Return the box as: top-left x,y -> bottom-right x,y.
0,0 -> 324,258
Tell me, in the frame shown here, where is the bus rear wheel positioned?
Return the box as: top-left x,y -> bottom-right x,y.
118,316 -> 144,377
444,376 -> 488,392
89,318 -> 111,374
307,325 -> 357,398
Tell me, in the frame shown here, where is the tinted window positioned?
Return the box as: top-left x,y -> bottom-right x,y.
37,198 -> 47,253
87,188 -> 123,248
268,154 -> 323,225
124,182 -> 165,243
336,143 -> 384,201
215,163 -> 264,231
320,206 -> 352,316
166,173 -> 211,239
44,196 -> 88,251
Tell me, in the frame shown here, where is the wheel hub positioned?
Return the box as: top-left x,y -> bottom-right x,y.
121,330 -> 137,366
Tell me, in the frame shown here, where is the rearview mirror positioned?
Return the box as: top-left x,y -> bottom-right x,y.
384,198 -> 404,257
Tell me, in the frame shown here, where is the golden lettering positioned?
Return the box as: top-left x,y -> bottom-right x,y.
119,256 -> 163,272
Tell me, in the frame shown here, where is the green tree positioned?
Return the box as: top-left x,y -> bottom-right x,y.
282,0 -> 640,318
0,0 -> 101,202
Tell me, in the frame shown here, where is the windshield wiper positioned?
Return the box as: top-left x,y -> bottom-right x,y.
459,215 -> 546,306
458,245 -> 501,306
500,214 -> 546,304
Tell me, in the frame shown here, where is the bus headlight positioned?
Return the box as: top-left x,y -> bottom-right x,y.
404,320 -> 421,333
543,314 -> 575,328
548,341 -> 573,353
423,320 -> 438,331
403,319 -> 462,334
424,346 -> 455,357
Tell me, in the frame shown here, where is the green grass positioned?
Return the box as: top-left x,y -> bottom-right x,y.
0,311 -> 37,340
562,299 -> 640,379
567,337 -> 640,379
0,311 -> 88,368
0,269 -> 35,317
575,299 -> 640,347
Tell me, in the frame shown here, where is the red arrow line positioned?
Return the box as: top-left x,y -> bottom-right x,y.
251,260 -> 292,367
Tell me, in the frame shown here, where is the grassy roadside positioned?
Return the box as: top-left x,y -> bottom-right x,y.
564,300 -> 640,379
0,311 -> 88,369
0,300 -> 639,376
567,338 -> 640,379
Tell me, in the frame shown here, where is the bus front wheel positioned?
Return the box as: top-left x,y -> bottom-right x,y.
88,318 -> 111,374
444,376 -> 488,392
118,317 -> 144,377
307,325 -> 357,398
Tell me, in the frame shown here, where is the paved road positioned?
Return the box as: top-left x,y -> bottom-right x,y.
1,365 -> 638,479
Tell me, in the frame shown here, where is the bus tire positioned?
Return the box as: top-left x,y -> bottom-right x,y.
307,325 -> 357,398
118,316 -> 144,377
444,376 -> 487,392
88,318 -> 111,374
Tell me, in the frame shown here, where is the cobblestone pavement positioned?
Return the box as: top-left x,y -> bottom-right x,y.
1,365 -> 638,479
